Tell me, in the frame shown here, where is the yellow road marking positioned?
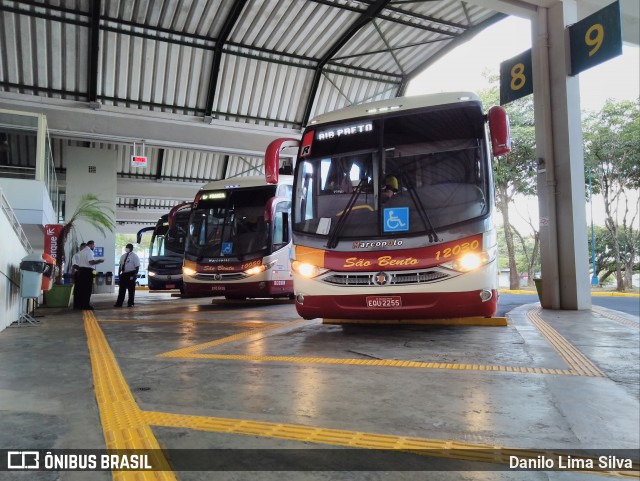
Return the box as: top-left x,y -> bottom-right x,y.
143,410 -> 639,478
100,319 -> 275,328
84,311 -> 177,481
527,308 -> 606,377
323,317 -> 508,326
592,306 -> 640,329
158,320 -> 305,358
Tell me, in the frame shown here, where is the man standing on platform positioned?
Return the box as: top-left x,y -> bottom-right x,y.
75,240 -> 104,310
71,242 -> 86,309
115,243 -> 140,308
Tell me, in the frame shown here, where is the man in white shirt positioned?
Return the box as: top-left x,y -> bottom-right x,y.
114,243 -> 141,308
71,242 -> 86,309
71,242 -> 86,277
74,240 -> 104,310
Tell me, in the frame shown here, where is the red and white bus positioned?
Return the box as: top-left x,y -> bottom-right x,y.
266,92 -> 510,320
182,176 -> 294,299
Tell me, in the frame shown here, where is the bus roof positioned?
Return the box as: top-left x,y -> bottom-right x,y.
199,175 -> 293,192
308,91 -> 481,127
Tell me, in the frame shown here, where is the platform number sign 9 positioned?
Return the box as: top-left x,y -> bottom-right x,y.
499,49 -> 533,106
569,1 -> 622,76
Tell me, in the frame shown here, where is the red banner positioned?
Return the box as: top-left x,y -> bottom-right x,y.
44,224 -> 63,260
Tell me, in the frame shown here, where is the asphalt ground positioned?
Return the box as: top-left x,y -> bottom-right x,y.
0,290 -> 638,480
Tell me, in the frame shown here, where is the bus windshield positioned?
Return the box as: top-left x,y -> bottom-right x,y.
150,220 -> 170,257
293,103 -> 489,242
150,210 -> 190,258
186,186 -> 277,260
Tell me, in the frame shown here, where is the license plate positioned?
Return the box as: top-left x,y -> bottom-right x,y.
165,284 -> 175,289
366,296 -> 402,308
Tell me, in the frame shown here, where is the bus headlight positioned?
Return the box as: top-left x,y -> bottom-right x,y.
148,271 -> 156,277
183,266 -> 197,276
291,260 -> 327,278
441,248 -> 496,272
244,265 -> 266,276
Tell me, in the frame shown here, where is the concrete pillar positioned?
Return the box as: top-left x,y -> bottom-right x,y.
531,1 -> 591,310
64,146 -> 118,292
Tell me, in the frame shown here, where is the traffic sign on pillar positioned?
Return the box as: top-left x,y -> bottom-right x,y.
569,1 -> 622,76
499,49 -> 533,106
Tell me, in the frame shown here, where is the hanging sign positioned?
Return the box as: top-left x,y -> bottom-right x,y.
569,1 -> 622,76
44,224 -> 63,260
499,49 -> 533,105
131,155 -> 148,167
131,140 -> 148,168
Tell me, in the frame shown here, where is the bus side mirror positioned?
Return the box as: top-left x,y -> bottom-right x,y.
487,106 -> 511,157
265,138 -> 300,185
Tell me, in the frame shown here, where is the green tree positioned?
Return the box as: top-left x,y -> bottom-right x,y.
583,99 -> 640,290
590,224 -> 640,286
56,194 -> 115,283
480,82 -> 538,289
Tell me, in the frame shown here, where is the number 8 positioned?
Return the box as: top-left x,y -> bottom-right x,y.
510,63 -> 526,91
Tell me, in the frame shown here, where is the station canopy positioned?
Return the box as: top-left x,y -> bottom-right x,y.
0,0 -> 508,224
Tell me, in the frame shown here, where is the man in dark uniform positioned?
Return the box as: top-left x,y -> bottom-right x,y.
114,243 -> 140,307
75,240 -> 104,310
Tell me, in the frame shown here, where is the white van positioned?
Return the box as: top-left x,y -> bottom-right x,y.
136,271 -> 148,287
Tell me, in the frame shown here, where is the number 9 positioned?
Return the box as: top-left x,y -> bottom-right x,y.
585,23 -> 604,57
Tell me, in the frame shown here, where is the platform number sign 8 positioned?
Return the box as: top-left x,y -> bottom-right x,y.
569,1 -> 622,76
499,49 -> 532,106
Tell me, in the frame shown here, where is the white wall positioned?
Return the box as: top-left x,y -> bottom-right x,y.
64,146 -> 117,292
0,177 -> 56,224
0,207 -> 30,331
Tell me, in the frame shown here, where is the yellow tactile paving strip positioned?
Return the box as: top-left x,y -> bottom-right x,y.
171,352 -> 573,375
84,307 -> 637,478
591,306 -> 640,329
323,316 -> 508,326
157,309 -> 605,377
84,310 -> 177,481
142,410 -> 639,478
527,308 -> 606,377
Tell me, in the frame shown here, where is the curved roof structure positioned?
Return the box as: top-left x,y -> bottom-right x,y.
0,0 -> 504,129
2,0 -> 635,227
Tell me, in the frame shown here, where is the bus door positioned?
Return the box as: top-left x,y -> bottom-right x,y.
265,196 -> 293,286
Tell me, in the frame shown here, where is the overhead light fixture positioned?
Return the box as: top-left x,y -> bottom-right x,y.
366,105 -> 402,114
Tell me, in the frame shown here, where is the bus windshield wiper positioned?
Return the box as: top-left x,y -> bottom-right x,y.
401,172 -> 439,243
326,179 -> 366,249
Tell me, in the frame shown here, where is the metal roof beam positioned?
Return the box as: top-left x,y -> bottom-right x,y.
307,0 -> 464,34
302,0 -> 393,126
155,149 -> 165,181
88,0 -> 101,104
0,93 -> 300,157
403,13 -> 508,86
204,0 -> 247,121
116,178 -> 199,201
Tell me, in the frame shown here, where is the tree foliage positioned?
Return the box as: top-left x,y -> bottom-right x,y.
589,224 -> 640,285
56,194 -> 115,282
583,99 -> 640,290
479,83 -> 538,289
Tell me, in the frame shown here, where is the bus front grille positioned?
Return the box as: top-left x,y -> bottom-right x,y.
192,273 -> 246,281
322,269 -> 451,286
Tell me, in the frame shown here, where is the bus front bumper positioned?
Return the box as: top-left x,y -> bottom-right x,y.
294,290 -> 498,320
183,279 -> 293,298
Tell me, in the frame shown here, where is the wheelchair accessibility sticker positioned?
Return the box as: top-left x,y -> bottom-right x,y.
383,207 -> 409,232
221,242 -> 233,255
